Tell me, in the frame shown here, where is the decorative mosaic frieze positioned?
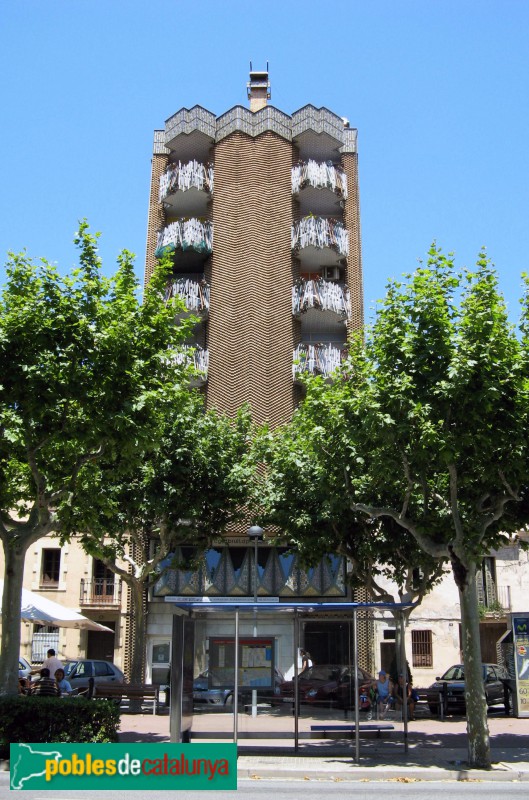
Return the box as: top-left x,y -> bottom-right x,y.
153,546 -> 347,597
292,279 -> 351,319
165,106 -> 216,143
292,160 -> 348,198
216,104 -> 292,142
291,105 -> 347,144
340,127 -> 358,154
158,104 -> 357,150
153,130 -> 168,155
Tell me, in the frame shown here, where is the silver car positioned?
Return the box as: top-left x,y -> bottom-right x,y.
63,659 -> 124,692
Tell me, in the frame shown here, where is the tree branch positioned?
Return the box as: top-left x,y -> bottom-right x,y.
352,502 -> 449,559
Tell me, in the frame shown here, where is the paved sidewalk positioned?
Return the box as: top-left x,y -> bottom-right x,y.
116,706 -> 529,782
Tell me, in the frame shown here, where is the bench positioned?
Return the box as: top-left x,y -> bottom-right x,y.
93,683 -> 159,715
311,723 -> 394,739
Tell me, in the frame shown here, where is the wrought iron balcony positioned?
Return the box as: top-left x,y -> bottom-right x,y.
79,579 -> 121,607
292,279 -> 350,320
292,343 -> 345,379
159,160 -> 214,202
165,277 -> 210,316
155,219 -> 213,259
292,160 -> 348,199
291,216 -> 348,258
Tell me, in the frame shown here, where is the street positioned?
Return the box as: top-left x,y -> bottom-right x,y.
1,773 -> 527,800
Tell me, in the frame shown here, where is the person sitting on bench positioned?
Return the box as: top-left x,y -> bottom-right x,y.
392,674 -> 417,720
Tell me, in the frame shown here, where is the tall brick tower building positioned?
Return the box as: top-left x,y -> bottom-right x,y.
145,69 -> 362,427
140,71 -> 369,689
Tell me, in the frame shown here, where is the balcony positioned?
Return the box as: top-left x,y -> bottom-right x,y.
292,343 -> 345,380
165,277 -> 210,318
172,345 -> 209,384
292,278 -> 350,321
292,160 -> 347,200
79,579 -> 121,607
156,219 -> 213,269
292,216 -> 348,268
159,160 -> 213,216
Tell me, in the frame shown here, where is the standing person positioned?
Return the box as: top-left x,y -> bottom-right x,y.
300,649 -> 313,672
54,668 -> 73,696
30,648 -> 63,678
30,668 -> 60,697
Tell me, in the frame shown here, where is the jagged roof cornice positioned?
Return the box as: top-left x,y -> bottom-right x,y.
156,104 -> 357,154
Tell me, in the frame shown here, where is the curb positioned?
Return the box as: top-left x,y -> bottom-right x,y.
236,766 -> 529,783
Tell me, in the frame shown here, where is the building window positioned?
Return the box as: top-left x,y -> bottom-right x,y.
41,549 -> 61,586
411,629 -> 433,667
32,624 -> 59,662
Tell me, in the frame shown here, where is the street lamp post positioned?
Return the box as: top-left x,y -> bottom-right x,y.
247,525 -> 264,718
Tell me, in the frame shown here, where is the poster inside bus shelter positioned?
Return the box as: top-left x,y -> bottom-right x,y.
208,638 -> 274,689
513,614 -> 529,717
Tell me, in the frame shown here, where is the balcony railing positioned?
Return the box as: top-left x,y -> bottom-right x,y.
165,278 -> 210,315
292,160 -> 348,199
79,579 -> 121,607
159,160 -> 214,202
293,343 -> 345,379
291,216 -> 348,257
155,219 -> 213,258
172,345 -> 209,379
292,279 -> 350,320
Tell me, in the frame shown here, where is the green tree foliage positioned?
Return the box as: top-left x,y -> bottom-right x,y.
262,246 -> 529,768
73,401 -> 254,683
0,223 -> 194,694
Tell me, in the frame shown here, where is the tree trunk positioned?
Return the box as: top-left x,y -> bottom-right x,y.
0,539 -> 29,695
456,560 -> 491,769
128,579 -> 147,685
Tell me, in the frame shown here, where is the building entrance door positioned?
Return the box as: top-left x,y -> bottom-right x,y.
87,622 -> 116,661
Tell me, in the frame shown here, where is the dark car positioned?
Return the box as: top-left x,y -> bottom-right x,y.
63,659 -> 124,692
425,663 -> 510,715
279,664 -> 374,710
193,667 -> 284,708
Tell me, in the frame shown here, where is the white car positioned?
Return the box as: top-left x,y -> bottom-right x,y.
63,659 -> 124,692
19,656 -> 32,679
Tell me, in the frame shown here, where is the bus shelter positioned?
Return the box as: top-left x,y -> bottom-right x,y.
168,600 -> 415,761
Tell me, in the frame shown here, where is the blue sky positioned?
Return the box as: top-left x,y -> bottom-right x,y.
2,0 -> 528,324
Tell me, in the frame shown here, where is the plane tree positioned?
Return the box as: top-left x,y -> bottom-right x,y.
262,246 -> 529,768
0,223 -> 193,694
73,401 -> 253,684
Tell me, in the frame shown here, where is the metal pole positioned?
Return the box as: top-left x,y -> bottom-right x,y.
252,537 -> 258,717
400,611 -> 408,754
294,611 -> 299,752
234,608 -> 239,745
353,608 -> 359,764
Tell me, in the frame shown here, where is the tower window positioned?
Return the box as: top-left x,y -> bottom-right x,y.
41,549 -> 61,585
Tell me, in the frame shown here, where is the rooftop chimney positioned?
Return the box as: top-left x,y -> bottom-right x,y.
247,62 -> 270,112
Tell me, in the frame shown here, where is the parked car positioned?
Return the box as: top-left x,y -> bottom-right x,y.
279,664 -> 374,710
193,667 -> 284,708
425,663 -> 510,715
63,659 -> 124,692
18,656 -> 32,680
